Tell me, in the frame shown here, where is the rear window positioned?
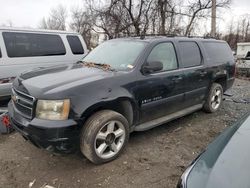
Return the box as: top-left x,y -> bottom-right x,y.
3,32 -> 66,58
179,41 -> 202,68
67,35 -> 84,54
202,42 -> 233,63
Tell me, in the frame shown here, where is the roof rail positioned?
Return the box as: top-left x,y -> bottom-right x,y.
121,33 -> 217,40
139,34 -> 178,39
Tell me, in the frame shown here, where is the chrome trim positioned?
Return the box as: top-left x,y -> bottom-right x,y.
15,101 -> 33,110
178,152 -> 203,188
11,87 -> 35,119
149,65 -> 204,76
12,88 -> 35,102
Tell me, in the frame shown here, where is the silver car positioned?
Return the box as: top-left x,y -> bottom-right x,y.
0,27 -> 88,99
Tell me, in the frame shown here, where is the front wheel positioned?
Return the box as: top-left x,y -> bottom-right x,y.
203,83 -> 223,113
80,110 -> 129,164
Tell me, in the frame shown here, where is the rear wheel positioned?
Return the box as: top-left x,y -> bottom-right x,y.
80,110 -> 129,164
203,83 -> 223,113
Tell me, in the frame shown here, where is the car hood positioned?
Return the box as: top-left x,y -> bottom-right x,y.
13,63 -> 115,97
185,113 -> 250,188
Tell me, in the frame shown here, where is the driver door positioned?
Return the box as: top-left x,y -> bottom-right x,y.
136,42 -> 185,124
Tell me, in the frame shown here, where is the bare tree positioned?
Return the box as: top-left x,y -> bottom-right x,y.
36,0 -> 236,48
87,0 -> 131,39
121,0 -> 154,36
240,14 -> 250,41
70,7 -> 96,48
1,20 -> 13,27
184,0 -> 231,36
39,5 -> 67,30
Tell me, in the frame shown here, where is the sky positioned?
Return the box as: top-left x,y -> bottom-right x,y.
0,0 -> 249,33
0,0 -> 84,28
218,0 -> 250,33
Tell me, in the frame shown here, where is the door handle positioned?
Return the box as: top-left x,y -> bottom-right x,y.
200,71 -> 207,77
172,76 -> 183,82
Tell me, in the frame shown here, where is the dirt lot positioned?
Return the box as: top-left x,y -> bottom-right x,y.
0,78 -> 249,188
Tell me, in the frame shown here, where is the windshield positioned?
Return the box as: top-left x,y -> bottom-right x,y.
82,40 -> 146,71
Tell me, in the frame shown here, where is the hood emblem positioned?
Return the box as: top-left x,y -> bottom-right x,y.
12,94 -> 19,103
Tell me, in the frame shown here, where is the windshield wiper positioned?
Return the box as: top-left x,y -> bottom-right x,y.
80,61 -> 116,71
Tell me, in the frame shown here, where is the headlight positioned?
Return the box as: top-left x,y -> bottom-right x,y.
36,99 -> 70,120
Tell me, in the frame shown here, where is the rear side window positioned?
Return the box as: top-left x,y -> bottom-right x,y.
202,42 -> 233,64
0,48 -> 2,58
179,41 -> 202,68
67,35 -> 84,54
3,32 -> 66,58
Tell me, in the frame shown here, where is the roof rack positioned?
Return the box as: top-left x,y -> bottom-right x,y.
124,33 -> 217,40
138,34 -> 178,39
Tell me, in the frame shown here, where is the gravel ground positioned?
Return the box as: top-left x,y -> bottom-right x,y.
0,78 -> 249,188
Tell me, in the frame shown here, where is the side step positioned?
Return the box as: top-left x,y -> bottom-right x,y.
134,104 -> 203,131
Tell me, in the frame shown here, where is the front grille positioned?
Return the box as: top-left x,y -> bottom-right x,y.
12,88 -> 35,119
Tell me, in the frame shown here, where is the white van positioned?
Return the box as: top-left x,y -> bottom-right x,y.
0,27 -> 88,99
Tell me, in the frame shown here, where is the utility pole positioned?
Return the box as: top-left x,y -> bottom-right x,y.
211,0 -> 216,37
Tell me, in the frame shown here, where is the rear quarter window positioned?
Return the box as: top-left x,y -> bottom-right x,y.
67,35 -> 84,55
2,32 -> 66,58
202,42 -> 233,64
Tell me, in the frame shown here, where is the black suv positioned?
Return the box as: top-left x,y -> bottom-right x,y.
8,37 -> 235,164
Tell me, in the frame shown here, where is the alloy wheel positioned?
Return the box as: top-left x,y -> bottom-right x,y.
94,120 -> 126,159
211,88 -> 222,110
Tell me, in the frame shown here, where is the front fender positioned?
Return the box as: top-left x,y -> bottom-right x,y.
71,86 -> 138,120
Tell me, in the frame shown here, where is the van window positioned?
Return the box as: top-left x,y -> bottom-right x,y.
202,42 -> 233,63
0,48 -> 1,58
147,42 -> 178,71
179,42 -> 202,68
3,32 -> 66,58
67,35 -> 84,54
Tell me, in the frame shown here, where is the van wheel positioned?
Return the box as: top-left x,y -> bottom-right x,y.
203,83 -> 223,113
80,110 -> 129,164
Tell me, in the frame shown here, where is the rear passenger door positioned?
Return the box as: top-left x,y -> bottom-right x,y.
178,41 -> 209,107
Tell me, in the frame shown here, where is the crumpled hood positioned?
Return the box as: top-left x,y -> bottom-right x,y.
13,63 -> 115,97
186,114 -> 250,188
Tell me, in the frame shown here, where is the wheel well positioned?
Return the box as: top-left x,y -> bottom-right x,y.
214,77 -> 227,91
82,99 -> 135,126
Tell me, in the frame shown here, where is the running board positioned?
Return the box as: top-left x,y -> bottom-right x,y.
134,104 -> 203,131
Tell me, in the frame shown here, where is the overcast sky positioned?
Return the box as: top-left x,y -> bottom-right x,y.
0,0 -> 249,33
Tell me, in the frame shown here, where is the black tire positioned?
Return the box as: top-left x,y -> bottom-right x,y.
203,83 -> 223,113
80,110 -> 129,164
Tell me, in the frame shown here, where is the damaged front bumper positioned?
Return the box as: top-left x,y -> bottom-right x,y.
8,101 -> 80,153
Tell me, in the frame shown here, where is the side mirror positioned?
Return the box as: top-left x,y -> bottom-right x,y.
142,61 -> 163,74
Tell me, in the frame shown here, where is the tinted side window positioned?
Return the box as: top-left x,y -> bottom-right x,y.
179,42 -> 202,68
203,42 -> 233,64
0,48 -> 1,58
147,42 -> 178,71
67,35 -> 84,54
3,32 -> 66,58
